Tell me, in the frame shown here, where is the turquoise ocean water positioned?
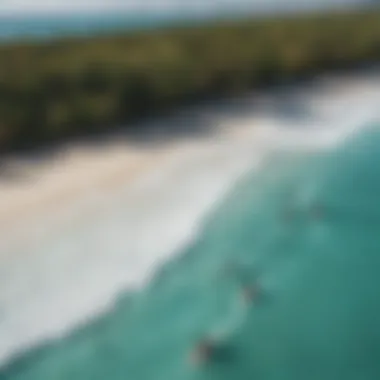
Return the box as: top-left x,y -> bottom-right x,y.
0,13 -> 198,41
1,119 -> 380,380
0,1 -> 368,42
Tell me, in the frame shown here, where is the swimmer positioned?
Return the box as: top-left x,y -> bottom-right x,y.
241,283 -> 260,304
310,202 -> 325,220
190,339 -> 215,365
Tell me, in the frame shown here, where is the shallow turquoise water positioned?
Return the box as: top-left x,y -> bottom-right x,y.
2,125 -> 380,380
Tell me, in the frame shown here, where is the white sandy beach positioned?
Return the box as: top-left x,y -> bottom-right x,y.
0,114 -> 261,250
0,144 -> 168,230
0,73 -> 380,366
0,72 -> 379,241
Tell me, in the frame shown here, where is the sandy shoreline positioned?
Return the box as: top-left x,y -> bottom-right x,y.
0,72 -> 380,367
0,125 -> 244,237
0,141 -> 193,234
0,145 -> 160,228
0,71 -> 378,238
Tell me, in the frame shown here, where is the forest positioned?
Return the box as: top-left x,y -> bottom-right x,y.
0,10 -> 379,151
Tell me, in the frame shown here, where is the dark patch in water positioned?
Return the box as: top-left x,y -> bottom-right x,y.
212,342 -> 237,364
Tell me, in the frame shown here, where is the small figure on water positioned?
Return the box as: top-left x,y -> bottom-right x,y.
190,338 -> 215,365
309,201 -> 325,220
241,283 -> 261,304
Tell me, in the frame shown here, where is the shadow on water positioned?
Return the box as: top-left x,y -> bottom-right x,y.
211,342 -> 237,365
248,288 -> 274,308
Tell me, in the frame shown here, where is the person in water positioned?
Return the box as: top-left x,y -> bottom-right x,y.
310,202 -> 325,220
190,339 -> 215,365
241,283 -> 260,304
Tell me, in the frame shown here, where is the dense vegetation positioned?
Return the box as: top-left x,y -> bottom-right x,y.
0,10 -> 380,151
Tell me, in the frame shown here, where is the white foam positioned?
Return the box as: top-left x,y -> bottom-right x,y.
1,73 -> 380,366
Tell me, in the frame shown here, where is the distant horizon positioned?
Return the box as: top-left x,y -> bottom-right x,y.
0,0 -> 370,17
0,0 -> 373,42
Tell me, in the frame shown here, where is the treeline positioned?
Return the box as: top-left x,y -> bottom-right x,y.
0,10 -> 380,151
